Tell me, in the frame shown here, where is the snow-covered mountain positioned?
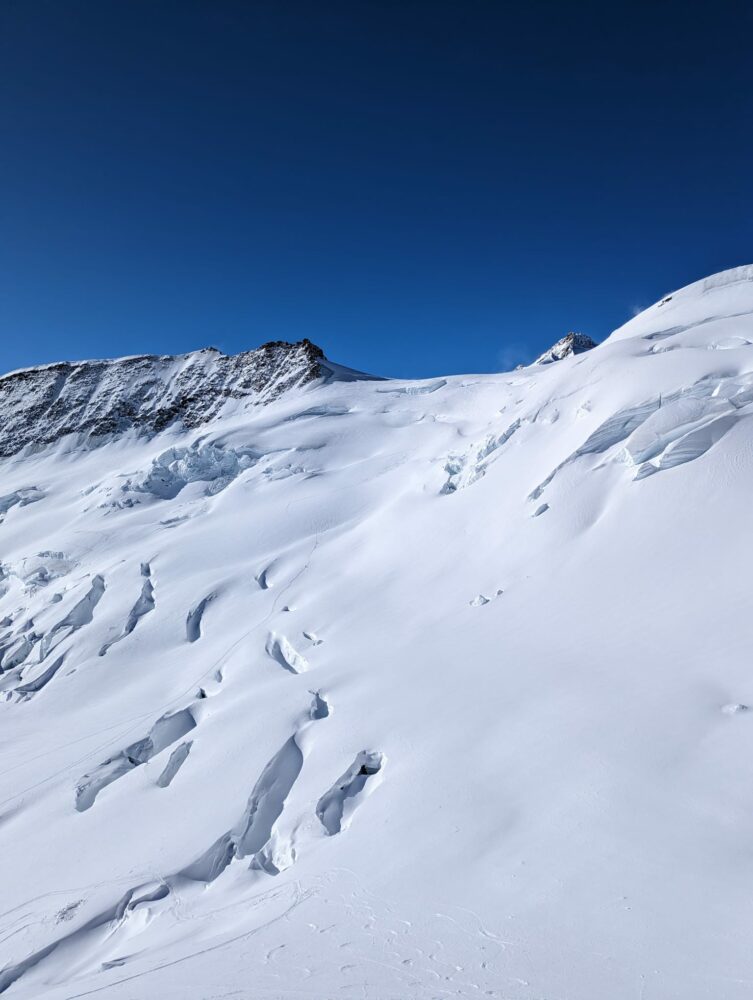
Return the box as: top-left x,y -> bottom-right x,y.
533,330 -> 597,364
0,338 -> 361,459
2,265 -> 753,999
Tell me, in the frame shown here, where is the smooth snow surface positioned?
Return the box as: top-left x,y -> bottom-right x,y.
2,267 -> 753,998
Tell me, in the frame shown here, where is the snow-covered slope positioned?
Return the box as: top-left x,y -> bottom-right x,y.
2,266 -> 753,999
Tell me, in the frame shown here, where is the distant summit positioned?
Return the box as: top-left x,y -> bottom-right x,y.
534,332 -> 597,365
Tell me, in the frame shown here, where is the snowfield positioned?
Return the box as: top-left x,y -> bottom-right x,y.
2,266 -> 753,999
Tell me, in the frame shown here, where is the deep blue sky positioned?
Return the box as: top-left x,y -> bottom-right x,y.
1,1 -> 751,378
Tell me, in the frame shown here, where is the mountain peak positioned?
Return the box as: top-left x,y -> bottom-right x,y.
0,338 -> 329,458
534,331 -> 597,365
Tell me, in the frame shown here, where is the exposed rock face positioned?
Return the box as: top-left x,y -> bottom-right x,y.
0,339 -> 327,458
534,332 -> 597,365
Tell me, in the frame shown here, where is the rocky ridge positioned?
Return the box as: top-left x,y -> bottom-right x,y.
534,331 -> 597,365
0,338 -> 328,458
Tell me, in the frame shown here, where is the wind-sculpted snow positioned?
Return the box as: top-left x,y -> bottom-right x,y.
576,397 -> 663,455
185,593 -> 215,642
527,370 -> 753,502
75,708 -> 197,811
0,882 -> 173,995
38,574 -> 105,660
633,412 -> 738,479
3,267 -> 753,999
99,563 -> 154,655
182,701 -> 329,883
13,653 -> 67,699
316,751 -> 384,836
0,633 -> 37,672
156,741 -> 192,788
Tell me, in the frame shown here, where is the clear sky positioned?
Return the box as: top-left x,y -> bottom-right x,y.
1,0 -> 751,378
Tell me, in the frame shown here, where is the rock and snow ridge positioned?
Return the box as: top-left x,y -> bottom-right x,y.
534,330 -> 597,364
0,328 -> 590,462
0,337 -> 349,458
1,266 -> 753,999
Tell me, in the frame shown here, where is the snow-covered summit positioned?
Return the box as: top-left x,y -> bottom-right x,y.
1,265 -> 753,1000
533,331 -> 597,364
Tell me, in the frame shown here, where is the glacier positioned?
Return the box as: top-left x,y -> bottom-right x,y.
1,266 -> 753,998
